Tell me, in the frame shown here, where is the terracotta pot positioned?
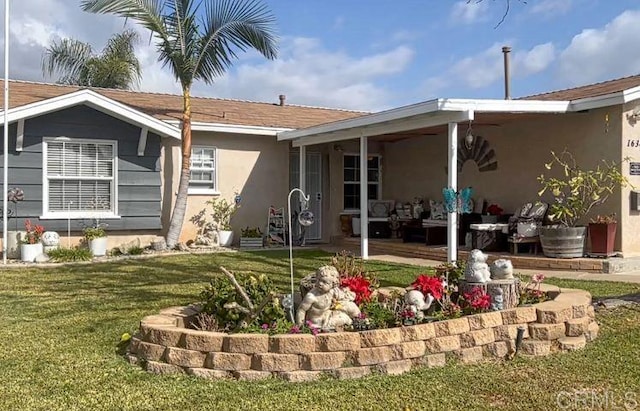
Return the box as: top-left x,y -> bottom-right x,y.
588,222 -> 617,256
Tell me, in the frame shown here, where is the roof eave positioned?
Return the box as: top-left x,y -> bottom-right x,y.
2,89 -> 181,139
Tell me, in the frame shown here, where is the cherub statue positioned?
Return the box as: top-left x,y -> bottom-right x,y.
296,265 -> 361,330
464,249 -> 492,283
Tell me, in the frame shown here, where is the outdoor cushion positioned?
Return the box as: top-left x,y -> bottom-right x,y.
429,200 -> 446,220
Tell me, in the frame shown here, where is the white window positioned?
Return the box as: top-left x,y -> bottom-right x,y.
43,138 -> 117,218
343,154 -> 381,210
189,146 -> 218,194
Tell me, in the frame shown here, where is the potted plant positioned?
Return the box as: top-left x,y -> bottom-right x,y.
83,223 -> 108,256
537,150 -> 629,258
588,214 -> 617,257
20,219 -> 44,262
240,227 -> 264,248
207,197 -> 240,247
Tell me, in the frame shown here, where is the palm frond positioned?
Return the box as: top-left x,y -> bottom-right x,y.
194,0 -> 277,83
81,0 -> 170,42
42,38 -> 93,83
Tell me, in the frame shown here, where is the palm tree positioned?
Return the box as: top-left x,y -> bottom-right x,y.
81,0 -> 278,249
42,29 -> 141,89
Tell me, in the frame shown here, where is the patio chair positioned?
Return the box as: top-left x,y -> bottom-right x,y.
508,201 -> 549,237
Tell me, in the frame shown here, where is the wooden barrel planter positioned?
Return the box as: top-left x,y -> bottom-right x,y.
539,226 -> 586,258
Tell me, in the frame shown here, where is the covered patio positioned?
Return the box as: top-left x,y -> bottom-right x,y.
278,97 -> 590,263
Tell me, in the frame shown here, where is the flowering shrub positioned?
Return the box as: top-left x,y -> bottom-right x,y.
520,273 -> 548,305
340,275 -> 373,305
411,274 -> 444,301
461,286 -> 491,314
22,220 -> 44,244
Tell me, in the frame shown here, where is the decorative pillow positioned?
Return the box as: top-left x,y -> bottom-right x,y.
369,200 -> 391,218
429,200 -> 446,220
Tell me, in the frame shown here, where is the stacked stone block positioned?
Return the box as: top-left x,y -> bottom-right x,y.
129,287 -> 599,381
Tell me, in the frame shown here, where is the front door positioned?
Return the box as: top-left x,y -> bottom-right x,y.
290,151 -> 322,241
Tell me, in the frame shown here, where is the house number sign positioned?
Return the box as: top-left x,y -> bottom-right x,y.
631,162 -> 640,176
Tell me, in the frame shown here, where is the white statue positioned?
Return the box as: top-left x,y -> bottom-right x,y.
491,259 -> 514,280
296,266 -> 361,330
41,231 -> 60,253
404,290 -> 434,321
490,287 -> 504,311
464,249 -> 491,283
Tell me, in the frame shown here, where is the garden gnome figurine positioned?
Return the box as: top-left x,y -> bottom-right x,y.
491,259 -> 514,280
404,290 -> 434,321
490,288 -> 504,311
296,265 -> 361,331
464,249 -> 491,283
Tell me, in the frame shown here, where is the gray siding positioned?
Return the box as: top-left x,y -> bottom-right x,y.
0,105 -> 163,232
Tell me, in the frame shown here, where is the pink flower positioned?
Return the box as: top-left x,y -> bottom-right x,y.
289,325 -> 301,334
532,273 -> 546,283
261,324 -> 269,330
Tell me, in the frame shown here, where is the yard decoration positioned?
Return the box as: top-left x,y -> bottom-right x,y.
537,149 -> 629,258
295,265 -> 361,331
6,187 -> 25,258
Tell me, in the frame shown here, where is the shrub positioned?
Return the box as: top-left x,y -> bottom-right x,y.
83,227 -> 106,240
47,247 -> 93,262
358,301 -> 398,329
200,272 -> 285,331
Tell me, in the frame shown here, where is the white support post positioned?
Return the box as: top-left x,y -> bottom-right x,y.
299,145 -> 306,193
360,136 -> 369,260
447,122 -> 458,263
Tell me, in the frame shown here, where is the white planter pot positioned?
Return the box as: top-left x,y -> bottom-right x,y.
89,237 -> 108,256
20,243 -> 43,262
218,230 -> 234,247
7,231 -> 26,259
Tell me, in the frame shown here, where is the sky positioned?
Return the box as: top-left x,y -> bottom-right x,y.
6,0 -> 640,112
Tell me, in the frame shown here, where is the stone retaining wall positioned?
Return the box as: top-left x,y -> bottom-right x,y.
127,286 -> 598,382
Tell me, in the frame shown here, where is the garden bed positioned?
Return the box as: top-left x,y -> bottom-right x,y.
127,284 -> 598,382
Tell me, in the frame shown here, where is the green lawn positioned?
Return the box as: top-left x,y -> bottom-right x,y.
1,250 -> 639,411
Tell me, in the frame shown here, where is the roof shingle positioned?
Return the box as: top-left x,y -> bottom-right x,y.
520,74 -> 640,101
0,80 -> 365,129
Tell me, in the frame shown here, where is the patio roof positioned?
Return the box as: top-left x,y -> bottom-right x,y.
277,80 -> 640,146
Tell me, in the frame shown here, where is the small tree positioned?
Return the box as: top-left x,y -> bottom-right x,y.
537,150 -> 629,227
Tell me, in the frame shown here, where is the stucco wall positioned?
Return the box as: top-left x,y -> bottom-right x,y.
166,131 -> 289,243
620,102 -> 640,255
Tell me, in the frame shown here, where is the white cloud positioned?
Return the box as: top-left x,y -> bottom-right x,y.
557,9 -> 640,85
529,0 -> 574,17
194,38 -> 415,110
450,1 -> 490,24
422,41 -> 556,96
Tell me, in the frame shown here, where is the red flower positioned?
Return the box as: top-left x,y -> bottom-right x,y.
463,287 -> 491,311
411,274 -> 444,300
340,275 -> 373,305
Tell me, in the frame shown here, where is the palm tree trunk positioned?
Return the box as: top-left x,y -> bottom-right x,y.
165,87 -> 193,249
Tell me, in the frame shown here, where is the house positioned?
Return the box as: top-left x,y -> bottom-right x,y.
1,75 -> 640,258
0,80 -> 362,248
